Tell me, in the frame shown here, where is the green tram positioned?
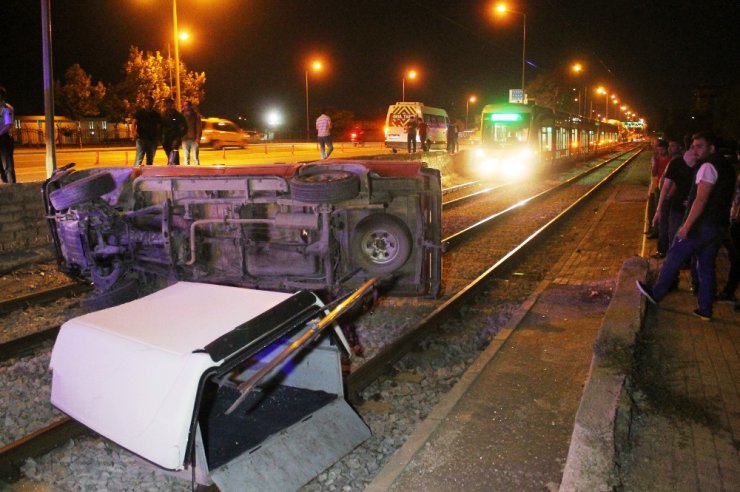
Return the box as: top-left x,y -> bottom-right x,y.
473,103 -> 620,178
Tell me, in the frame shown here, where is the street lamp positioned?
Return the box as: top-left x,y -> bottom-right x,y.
402,69 -> 417,101
495,3 -> 526,96
172,0 -> 181,110
466,95 -> 477,130
596,86 -> 610,120
305,59 -> 323,141
571,62 -> 584,116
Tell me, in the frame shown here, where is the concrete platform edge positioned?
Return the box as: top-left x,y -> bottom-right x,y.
559,256 -> 648,491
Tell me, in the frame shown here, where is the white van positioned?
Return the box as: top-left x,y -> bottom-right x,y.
384,102 -> 449,151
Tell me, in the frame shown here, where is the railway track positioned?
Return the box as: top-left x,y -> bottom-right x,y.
0,282 -> 91,315
0,145 -> 643,486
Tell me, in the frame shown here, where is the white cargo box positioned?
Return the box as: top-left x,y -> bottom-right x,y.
50,282 -> 370,490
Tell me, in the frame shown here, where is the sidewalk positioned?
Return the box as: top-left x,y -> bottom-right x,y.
618,266 -> 739,490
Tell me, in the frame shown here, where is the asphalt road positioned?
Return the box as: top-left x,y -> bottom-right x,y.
13,141 -> 394,183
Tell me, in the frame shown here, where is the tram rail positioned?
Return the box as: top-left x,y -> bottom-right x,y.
0,145 -> 644,485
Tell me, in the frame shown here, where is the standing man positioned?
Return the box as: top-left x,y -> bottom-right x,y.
637,132 -> 736,320
651,138 -> 691,257
0,86 -> 16,184
405,116 -> 417,153
132,96 -> 161,166
647,139 -> 671,238
181,100 -> 202,166
161,98 -> 187,165
316,109 -> 333,159
418,117 -> 428,152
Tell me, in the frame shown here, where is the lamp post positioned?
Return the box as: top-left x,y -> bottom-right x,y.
172,0 -> 182,110
495,3 -> 526,96
402,69 -> 417,101
466,95 -> 477,130
596,86 -> 609,120
571,62 -> 584,116
305,59 -> 323,141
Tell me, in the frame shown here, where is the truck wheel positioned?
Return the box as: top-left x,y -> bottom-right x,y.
351,214 -> 412,274
290,171 -> 359,203
81,277 -> 139,311
49,172 -> 116,210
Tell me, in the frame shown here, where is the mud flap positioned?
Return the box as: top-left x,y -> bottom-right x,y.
209,398 -> 370,491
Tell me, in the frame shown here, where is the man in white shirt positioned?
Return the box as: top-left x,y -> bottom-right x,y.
0,86 -> 15,184
316,109 -> 333,159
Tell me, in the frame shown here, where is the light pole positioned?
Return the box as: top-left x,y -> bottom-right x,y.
172,0 -> 181,110
496,4 -> 526,96
466,95 -> 477,130
571,62 -> 584,116
305,60 -> 322,141
402,69 -> 417,101
596,87 -> 609,120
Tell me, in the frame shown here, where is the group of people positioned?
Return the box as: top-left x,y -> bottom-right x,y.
403,117 -> 459,154
132,97 -> 203,166
637,132 -> 740,318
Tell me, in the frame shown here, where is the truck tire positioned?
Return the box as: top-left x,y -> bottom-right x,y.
49,172 -> 116,210
290,171 -> 359,203
350,214 -> 412,274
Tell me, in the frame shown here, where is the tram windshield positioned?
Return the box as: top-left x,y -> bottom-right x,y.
481,112 -> 531,147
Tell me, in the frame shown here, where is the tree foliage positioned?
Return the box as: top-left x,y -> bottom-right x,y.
525,69 -> 579,114
121,46 -> 206,114
54,64 -> 106,119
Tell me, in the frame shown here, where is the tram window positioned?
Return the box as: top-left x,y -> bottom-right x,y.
481,116 -> 530,146
540,127 -> 552,153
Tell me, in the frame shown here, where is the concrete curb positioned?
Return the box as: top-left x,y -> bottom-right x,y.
559,256 -> 648,491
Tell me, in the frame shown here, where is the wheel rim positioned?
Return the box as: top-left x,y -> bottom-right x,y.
360,228 -> 401,265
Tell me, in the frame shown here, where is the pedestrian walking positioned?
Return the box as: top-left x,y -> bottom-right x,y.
132,96 -> 162,166
637,131 -> 737,321
161,98 -> 187,165
181,100 -> 202,165
316,109 -> 333,159
0,86 -> 16,184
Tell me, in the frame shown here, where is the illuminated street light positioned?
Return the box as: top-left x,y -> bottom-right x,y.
466,95 -> 477,130
172,0 -> 182,110
596,86 -> 611,120
305,59 -> 323,141
402,69 -> 417,101
571,62 -> 585,115
495,3 -> 527,96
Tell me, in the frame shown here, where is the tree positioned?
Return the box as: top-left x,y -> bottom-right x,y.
55,64 -> 106,119
121,46 -> 206,114
525,69 -> 575,113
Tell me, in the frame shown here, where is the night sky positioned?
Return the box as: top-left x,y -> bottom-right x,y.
4,0 -> 740,130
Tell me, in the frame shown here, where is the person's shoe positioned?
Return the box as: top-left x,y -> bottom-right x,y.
651,251 -> 665,259
692,309 -> 711,321
636,280 -> 658,305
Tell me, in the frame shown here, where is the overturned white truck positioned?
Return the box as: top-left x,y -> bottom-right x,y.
42,160 -> 442,307
44,160 -> 442,489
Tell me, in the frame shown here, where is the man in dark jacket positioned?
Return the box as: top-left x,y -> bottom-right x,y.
132,96 -> 162,166
161,98 -> 187,165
